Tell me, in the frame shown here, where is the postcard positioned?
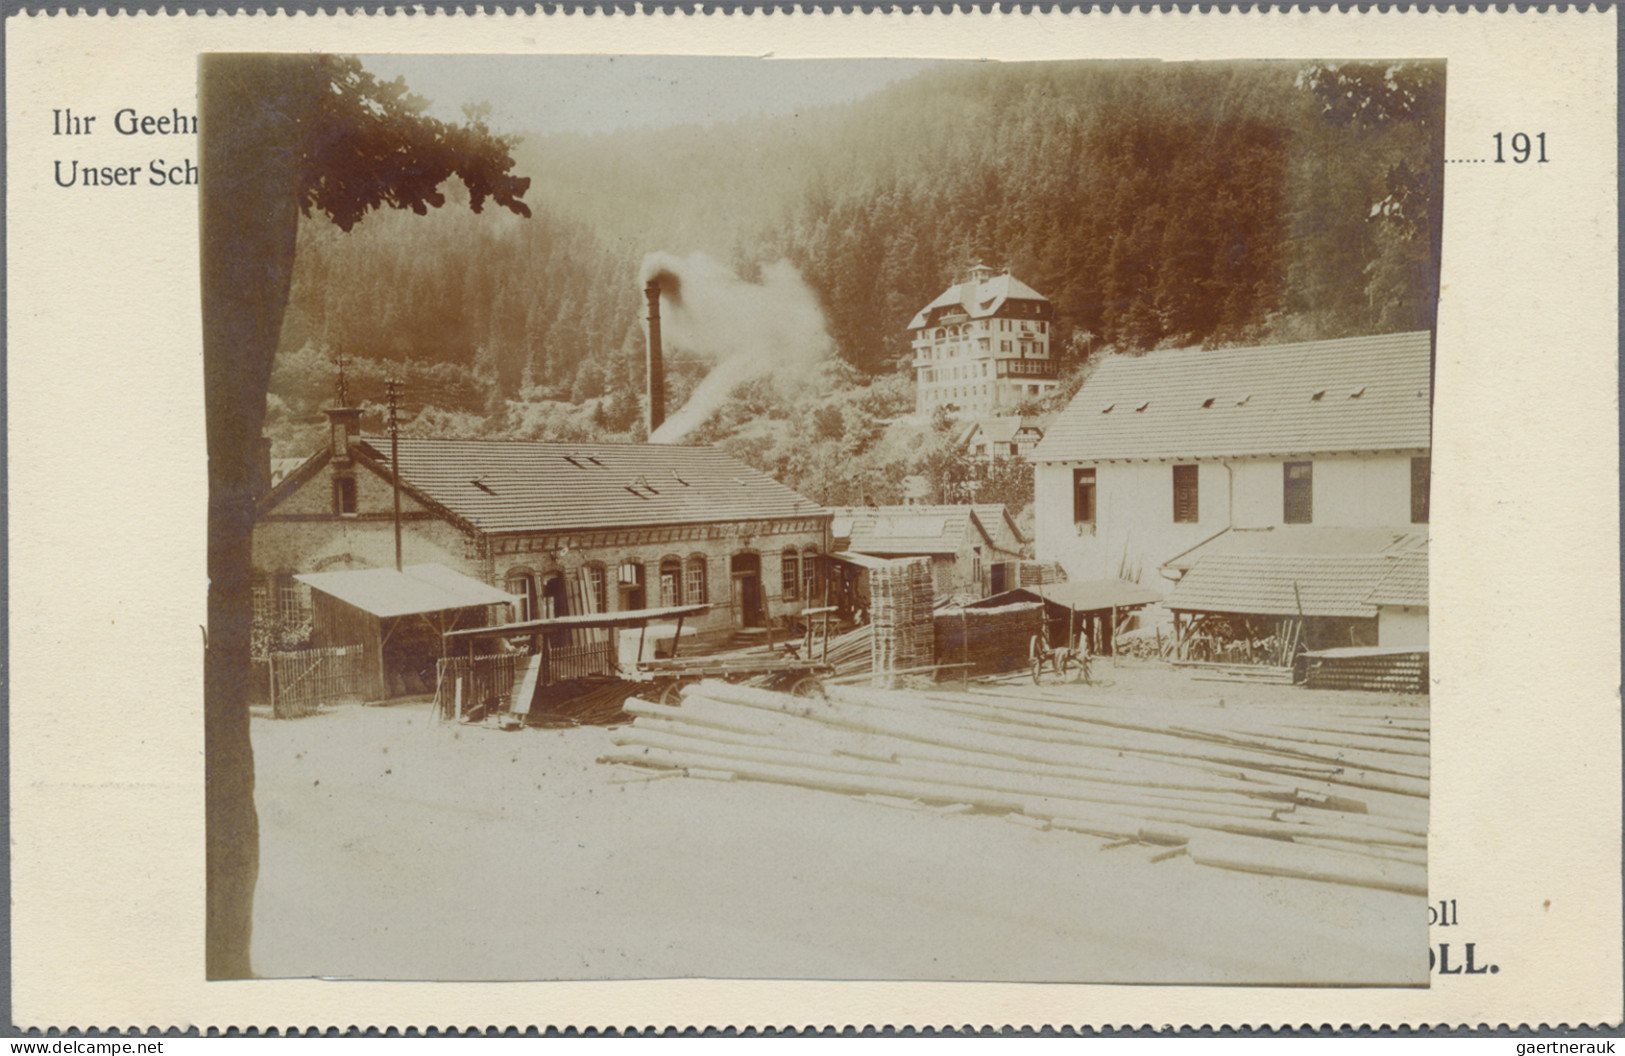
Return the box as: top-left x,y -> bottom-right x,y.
6,4 -> 1619,1031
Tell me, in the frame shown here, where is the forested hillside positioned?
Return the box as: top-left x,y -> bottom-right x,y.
267,57 -> 1442,510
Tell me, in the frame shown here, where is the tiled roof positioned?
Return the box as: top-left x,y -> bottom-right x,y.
1163,526 -> 1427,573
827,504 -> 986,556
360,438 -> 826,535
971,503 -> 1026,546
907,271 -> 1052,330
1167,528 -> 1428,618
1171,553 -> 1390,618
1030,331 -> 1432,462
1368,547 -> 1429,607
967,416 -> 1043,446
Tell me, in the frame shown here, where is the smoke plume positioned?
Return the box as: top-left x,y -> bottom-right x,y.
640,251 -> 833,443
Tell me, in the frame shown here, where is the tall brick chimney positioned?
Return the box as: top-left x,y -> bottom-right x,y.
645,278 -> 665,437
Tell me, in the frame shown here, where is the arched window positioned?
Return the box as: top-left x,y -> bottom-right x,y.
781,548 -> 800,602
659,556 -> 683,608
538,572 -> 568,619
685,555 -> 708,605
505,568 -> 537,622
802,546 -> 819,602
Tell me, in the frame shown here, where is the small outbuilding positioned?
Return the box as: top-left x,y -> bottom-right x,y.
967,578 -> 1163,656
296,563 -> 517,700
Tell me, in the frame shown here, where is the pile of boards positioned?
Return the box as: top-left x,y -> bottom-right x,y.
870,558 -> 935,683
602,679 -> 1428,896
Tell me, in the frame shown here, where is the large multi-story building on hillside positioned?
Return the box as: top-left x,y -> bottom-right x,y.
909,264 -> 1059,417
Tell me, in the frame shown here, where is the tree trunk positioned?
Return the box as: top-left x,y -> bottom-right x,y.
200,54 -> 324,980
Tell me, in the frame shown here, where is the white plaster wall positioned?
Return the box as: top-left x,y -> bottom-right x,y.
1232,454 -> 1417,528
1379,605 -> 1430,647
1037,453 -> 1426,583
1035,460 -> 1231,583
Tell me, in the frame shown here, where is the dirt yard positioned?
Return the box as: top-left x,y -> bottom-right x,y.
250,658 -> 1427,983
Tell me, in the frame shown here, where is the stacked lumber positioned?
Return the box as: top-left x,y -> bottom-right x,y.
870,557 -> 934,686
823,624 -> 874,678
1018,561 -> 1068,588
602,679 -> 1428,895
530,678 -> 645,727
1304,649 -> 1428,694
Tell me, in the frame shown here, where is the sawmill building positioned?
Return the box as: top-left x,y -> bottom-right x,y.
253,407 -> 832,663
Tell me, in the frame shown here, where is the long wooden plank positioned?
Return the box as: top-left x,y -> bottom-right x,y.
1187,833 -> 1427,896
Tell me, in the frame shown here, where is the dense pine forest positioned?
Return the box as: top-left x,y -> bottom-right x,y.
267,58 -> 1443,513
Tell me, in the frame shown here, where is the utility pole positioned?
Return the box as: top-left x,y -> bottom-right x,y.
386,377 -> 403,572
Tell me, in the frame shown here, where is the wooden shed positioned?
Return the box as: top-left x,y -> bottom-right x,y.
296,563 -> 516,700
966,578 -> 1163,656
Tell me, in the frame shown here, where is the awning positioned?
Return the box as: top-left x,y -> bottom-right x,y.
969,579 -> 1163,614
295,564 -> 516,620
445,603 -> 711,643
828,550 -> 897,571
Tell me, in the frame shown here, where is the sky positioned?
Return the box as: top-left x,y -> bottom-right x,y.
360,54 -> 945,138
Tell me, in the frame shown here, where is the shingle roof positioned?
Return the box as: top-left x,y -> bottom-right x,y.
827,504 -> 988,556
907,271 -> 1052,330
361,438 -> 826,536
1031,331 -> 1432,462
1367,547 -> 1429,607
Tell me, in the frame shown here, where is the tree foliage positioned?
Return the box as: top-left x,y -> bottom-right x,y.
299,56 -> 532,232
202,53 -> 532,979
267,57 -> 1443,518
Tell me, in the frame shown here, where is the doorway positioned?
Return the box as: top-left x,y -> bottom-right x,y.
730,552 -> 764,628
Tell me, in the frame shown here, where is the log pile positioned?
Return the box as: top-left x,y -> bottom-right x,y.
602,679 -> 1428,895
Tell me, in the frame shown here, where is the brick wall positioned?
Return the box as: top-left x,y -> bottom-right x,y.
254,452 -> 829,649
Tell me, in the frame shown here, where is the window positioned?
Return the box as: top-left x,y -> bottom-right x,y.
505,570 -> 537,622
334,475 -> 357,515
685,556 -> 708,604
659,557 -> 683,608
276,572 -> 311,625
781,548 -> 800,601
1073,468 -> 1097,528
1411,456 -> 1431,524
618,561 -> 646,609
1173,465 -> 1199,523
587,563 -> 608,613
803,547 -> 819,602
1284,462 -> 1314,524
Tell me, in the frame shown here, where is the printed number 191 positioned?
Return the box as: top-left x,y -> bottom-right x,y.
1493,132 -> 1548,163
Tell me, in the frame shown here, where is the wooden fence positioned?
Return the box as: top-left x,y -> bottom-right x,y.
434,649 -> 531,721
546,638 -> 618,682
269,644 -> 368,719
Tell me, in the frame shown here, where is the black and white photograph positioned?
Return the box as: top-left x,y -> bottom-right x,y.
199,53 -> 1441,985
